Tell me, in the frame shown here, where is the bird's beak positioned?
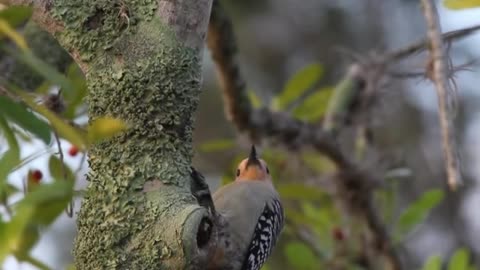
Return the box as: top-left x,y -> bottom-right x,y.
246,145 -> 261,168
249,145 -> 257,160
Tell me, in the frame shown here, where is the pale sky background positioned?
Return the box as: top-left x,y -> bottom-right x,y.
2,3 -> 480,270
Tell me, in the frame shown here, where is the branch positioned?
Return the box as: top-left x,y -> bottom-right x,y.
421,0 -> 461,191
207,0 -> 251,130
207,1 -> 402,270
386,24 -> 480,61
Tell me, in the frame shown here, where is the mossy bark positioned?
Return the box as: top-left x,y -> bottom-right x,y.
4,0 -> 214,269
74,24 -> 206,268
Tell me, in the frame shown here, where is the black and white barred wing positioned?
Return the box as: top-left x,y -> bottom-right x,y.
241,199 -> 284,270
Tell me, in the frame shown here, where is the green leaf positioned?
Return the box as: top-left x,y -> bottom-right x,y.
0,148 -> 19,182
88,117 -> 128,143
17,181 -> 73,226
12,126 -> 34,142
274,63 -> 324,110
448,248 -> 469,270
12,225 -> 40,260
0,96 -> 52,144
199,139 -> 235,153
301,152 -> 336,173
278,183 -> 328,201
14,90 -> 87,149
323,73 -> 356,132
0,205 -> 35,263
0,6 -> 33,27
286,202 -> 337,255
63,64 -> 87,119
0,116 -> 20,183
261,149 -> 288,164
302,202 -> 337,231
284,208 -> 319,227
0,183 -> 19,201
444,0 -> 480,9
248,90 -> 262,108
0,18 -> 28,50
48,155 -> 75,182
293,87 -> 333,122
422,255 -> 442,270
284,241 -> 317,270
397,189 -> 445,236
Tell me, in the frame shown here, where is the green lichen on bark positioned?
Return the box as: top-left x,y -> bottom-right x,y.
51,1 -> 208,269
51,0 -> 157,61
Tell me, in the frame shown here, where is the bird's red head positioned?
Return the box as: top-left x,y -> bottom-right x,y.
235,145 -> 271,182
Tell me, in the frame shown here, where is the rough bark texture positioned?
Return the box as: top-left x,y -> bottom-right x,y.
3,0 -> 213,269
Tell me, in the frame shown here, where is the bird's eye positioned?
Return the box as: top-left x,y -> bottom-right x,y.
236,169 -> 240,176
266,167 -> 270,174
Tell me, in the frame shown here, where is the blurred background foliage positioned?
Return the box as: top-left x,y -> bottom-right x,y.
1,0 -> 480,269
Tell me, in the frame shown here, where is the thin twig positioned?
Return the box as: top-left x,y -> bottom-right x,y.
334,25 -> 480,67
12,148 -> 54,172
387,59 -> 477,79
75,152 -> 87,175
421,0 -> 461,191
386,24 -> 480,61
53,130 -> 73,217
47,89 -> 74,217
21,255 -> 51,270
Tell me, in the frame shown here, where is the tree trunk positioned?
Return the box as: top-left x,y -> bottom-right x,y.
2,0 -> 214,269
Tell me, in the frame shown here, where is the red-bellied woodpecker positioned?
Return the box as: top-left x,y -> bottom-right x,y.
208,145 -> 284,270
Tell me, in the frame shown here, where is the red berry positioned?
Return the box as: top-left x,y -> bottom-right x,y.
31,170 -> 43,183
68,145 -> 79,157
332,227 -> 345,241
